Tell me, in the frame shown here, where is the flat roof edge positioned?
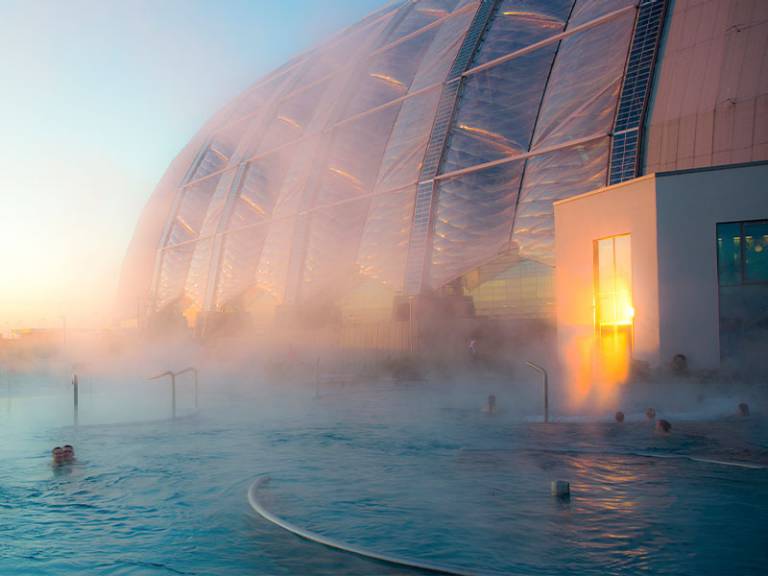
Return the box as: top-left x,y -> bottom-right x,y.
552,174 -> 656,207
656,160 -> 768,178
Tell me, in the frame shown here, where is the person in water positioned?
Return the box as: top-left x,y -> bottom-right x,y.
51,446 -> 65,466
738,402 -> 750,417
62,445 -> 75,462
51,445 -> 76,466
656,419 -> 671,433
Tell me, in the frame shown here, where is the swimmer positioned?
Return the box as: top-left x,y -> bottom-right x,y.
645,407 -> 656,420
615,411 -> 625,423
62,444 -> 75,462
51,446 -> 65,466
738,402 -> 750,417
656,419 -> 671,433
486,394 -> 496,414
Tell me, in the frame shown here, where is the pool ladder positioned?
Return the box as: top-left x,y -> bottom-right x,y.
148,367 -> 199,418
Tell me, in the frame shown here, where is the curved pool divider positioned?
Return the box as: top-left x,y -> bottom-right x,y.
247,477 -> 481,576
460,447 -> 768,470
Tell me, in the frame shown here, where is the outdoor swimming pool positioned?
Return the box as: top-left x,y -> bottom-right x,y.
2,373 -> 767,575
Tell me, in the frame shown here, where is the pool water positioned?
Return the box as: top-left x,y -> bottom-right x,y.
1,375 -> 767,575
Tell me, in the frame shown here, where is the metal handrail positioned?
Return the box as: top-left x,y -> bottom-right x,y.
149,370 -> 177,417
72,373 -> 79,425
175,367 -> 199,409
526,361 -> 549,423
149,367 -> 199,417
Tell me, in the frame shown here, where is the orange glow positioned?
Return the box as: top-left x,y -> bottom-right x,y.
277,115 -> 301,130
328,166 -> 364,190
176,215 -> 196,236
369,72 -> 406,90
563,235 -> 634,411
417,8 -> 448,17
502,11 -> 564,27
596,235 -> 633,329
598,329 -> 631,387
593,235 -> 633,403
458,123 -> 506,143
182,303 -> 199,328
239,194 -> 265,216
457,123 -> 521,156
209,145 -> 229,162
563,334 -> 595,408
598,285 -> 634,327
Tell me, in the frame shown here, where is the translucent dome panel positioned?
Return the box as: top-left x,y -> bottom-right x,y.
123,0 -> 650,325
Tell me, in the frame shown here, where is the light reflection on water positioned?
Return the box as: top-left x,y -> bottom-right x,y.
1,377 -> 767,575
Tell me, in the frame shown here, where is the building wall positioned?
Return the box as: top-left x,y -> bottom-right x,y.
645,0 -> 768,172
655,162 -> 768,369
554,175 -> 660,366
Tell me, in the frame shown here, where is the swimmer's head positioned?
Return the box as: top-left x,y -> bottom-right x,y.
62,445 -> 75,461
615,411 -> 625,423
52,446 -> 65,465
738,402 -> 750,417
656,419 -> 671,433
645,408 -> 656,420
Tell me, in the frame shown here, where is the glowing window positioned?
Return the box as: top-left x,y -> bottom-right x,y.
594,234 -> 633,332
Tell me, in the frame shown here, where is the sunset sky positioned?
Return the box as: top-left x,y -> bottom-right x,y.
0,0 -> 385,333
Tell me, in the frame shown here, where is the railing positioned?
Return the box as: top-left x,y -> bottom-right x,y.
72,373 -> 79,425
148,367 -> 199,419
526,361 -> 549,423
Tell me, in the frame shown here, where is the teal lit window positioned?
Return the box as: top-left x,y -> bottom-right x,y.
744,220 -> 768,283
717,220 -> 768,286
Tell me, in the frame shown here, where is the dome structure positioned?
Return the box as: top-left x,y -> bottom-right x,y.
118,0 -> 768,331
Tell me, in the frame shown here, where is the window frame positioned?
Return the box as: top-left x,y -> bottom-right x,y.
592,232 -> 633,338
716,219 -> 768,287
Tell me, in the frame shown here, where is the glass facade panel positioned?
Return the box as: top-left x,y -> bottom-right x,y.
254,138 -> 319,302
387,0 -> 462,41
376,89 -> 442,192
357,186 -> 418,291
470,0 -> 572,67
531,9 -> 635,149
156,243 -> 196,310
215,224 -> 269,310
344,27 -> 440,118
465,257 -> 555,319
441,44 -> 558,173
213,153 -> 294,309
569,0 -> 634,26
122,0 -> 657,327
249,80 -> 332,155
165,176 -> 222,248
410,7 -> 476,90
429,160 -> 525,289
183,237 -> 213,321
513,138 -> 610,264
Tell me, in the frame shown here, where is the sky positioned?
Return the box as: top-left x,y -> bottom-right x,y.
0,0 -> 386,333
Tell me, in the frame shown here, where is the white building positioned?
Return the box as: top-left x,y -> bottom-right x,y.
555,161 -> 768,375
